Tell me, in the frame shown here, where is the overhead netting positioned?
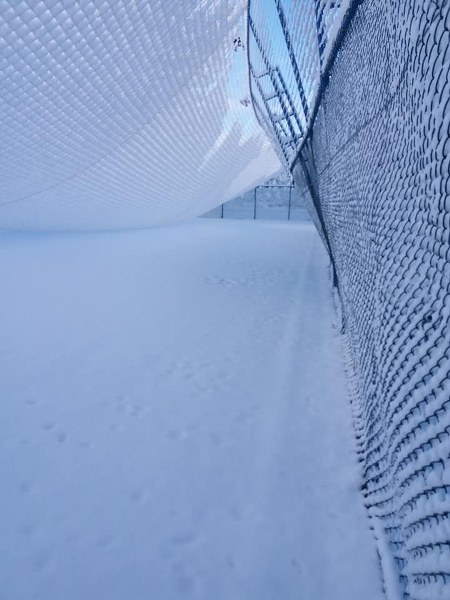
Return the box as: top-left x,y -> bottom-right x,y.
250,1 -> 450,599
0,0 -> 280,230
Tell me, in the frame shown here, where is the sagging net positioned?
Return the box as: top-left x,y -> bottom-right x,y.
0,0 -> 280,230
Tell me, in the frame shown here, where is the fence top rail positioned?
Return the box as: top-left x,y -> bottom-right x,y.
256,184 -> 293,189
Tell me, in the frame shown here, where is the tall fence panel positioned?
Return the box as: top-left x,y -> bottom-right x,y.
249,1 -> 450,598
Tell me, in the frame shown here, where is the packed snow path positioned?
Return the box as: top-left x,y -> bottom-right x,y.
0,220 -> 382,600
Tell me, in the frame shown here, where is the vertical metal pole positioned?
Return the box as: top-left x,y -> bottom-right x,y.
274,0 -> 309,122
250,66 -> 291,167
221,203 -> 224,219
254,187 -> 257,220
314,0 -> 326,69
288,186 -> 292,221
276,68 -> 304,137
249,19 -> 297,142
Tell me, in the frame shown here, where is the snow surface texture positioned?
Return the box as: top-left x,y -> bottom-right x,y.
0,220 -> 382,600
0,1 -> 280,230
250,0 -> 450,598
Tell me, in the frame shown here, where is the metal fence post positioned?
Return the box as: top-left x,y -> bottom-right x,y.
288,185 -> 292,220
274,0 -> 309,122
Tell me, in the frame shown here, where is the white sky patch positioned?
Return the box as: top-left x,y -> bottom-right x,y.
200,13 -> 275,174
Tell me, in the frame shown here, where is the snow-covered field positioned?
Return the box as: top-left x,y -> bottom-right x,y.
0,220 -> 382,600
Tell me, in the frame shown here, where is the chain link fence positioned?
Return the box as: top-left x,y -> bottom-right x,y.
202,185 -> 310,221
249,1 -> 450,598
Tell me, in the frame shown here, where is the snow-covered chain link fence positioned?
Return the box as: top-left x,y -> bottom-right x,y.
248,0 -> 350,166
249,1 -> 450,598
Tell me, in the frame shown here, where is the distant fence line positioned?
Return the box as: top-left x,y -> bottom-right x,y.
203,184 -> 310,222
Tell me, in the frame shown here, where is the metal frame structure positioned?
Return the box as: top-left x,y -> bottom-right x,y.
211,185 -> 298,221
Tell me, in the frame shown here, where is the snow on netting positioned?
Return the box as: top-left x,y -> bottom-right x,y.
250,1 -> 450,598
0,1 -> 280,231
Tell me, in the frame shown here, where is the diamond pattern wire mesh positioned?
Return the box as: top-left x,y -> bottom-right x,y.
248,0 -> 350,167
249,1 -> 450,598
0,0 -> 280,230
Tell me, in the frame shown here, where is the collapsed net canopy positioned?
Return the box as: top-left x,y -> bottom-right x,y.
0,0 -> 280,230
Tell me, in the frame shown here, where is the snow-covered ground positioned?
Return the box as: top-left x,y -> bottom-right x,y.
0,220 -> 382,600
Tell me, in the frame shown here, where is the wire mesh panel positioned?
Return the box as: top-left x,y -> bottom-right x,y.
306,4 -> 450,598
255,185 -> 289,220
0,0 -> 280,230
223,189 -> 255,219
250,1 -> 450,598
201,184 -> 309,221
289,186 -> 311,223
248,0 -> 350,167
